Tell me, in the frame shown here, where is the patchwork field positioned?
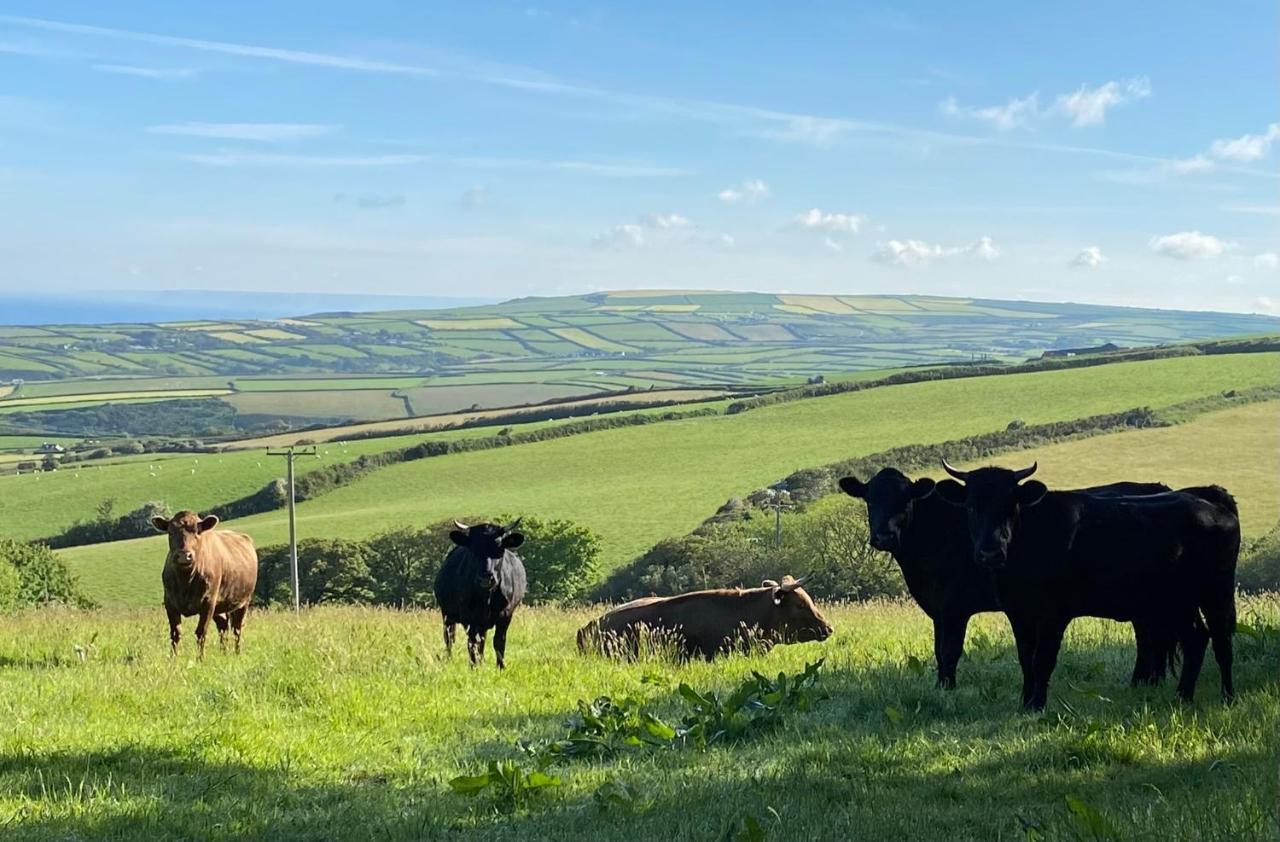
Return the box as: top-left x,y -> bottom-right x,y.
0,598 -> 1275,841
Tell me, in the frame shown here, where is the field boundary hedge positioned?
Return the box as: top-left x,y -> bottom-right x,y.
724,337 -> 1280,415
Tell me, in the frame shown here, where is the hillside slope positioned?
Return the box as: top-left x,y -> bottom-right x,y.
57,352 -> 1280,606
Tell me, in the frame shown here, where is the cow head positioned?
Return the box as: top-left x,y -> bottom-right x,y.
450,518 -> 525,590
838,468 -> 935,553
152,510 -> 219,565
761,576 -> 833,643
934,461 -> 1047,568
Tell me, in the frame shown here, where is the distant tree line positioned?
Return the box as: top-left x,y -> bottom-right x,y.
254,515 -> 599,608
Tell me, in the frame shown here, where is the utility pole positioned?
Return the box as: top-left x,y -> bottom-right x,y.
763,487 -> 794,547
266,445 -> 317,611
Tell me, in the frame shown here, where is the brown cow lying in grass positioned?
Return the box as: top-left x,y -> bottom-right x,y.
578,576 -> 833,660
152,511 -> 259,657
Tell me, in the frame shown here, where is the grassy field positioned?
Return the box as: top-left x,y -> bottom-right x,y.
926,400 -> 1280,537
0,598 -> 1276,841
53,353 -> 1280,608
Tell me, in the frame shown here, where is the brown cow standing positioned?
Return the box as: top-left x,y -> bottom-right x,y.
152,511 -> 259,657
578,575 -> 833,660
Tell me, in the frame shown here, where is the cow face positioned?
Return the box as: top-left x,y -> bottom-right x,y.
934,463 -> 1047,568
839,468 -> 935,553
763,576 -> 834,643
152,510 -> 219,564
450,520 -> 524,590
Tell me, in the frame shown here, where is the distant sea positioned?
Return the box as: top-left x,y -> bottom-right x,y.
0,290 -> 500,326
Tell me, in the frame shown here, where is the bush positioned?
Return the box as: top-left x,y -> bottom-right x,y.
597,497 -> 903,602
47,500 -> 170,549
0,560 -> 18,611
1238,522 -> 1280,593
0,538 -> 94,608
254,515 -> 602,608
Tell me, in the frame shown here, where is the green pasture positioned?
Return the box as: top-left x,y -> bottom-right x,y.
56,353 -> 1280,608
0,598 -> 1276,841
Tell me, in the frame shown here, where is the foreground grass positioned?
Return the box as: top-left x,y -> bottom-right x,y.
1,598 -> 1276,841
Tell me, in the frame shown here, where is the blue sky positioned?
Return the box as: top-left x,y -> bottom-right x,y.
1,1 -> 1276,313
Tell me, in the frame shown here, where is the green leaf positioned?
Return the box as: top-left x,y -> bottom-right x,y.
447,772 -> 491,795
524,771 -> 562,790
642,713 -> 677,742
884,705 -> 903,725
679,683 -> 712,708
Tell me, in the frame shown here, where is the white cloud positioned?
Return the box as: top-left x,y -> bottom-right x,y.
150,122 -> 338,141
641,212 -> 689,229
593,223 -> 646,248
873,236 -> 1000,266
1148,231 -> 1230,260
718,178 -> 770,203
940,93 -> 1040,131
1053,77 -> 1150,127
793,208 -> 865,235
1071,246 -> 1108,268
93,63 -> 198,80
1168,154 -> 1216,175
1254,252 -> 1279,269
180,152 -> 426,167
941,77 -> 1150,132
1209,123 -> 1280,162
823,237 -> 843,253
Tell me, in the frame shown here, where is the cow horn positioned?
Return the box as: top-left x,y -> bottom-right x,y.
780,576 -> 808,592
453,519 -> 470,531
941,459 -> 969,481
502,516 -> 523,534
1012,462 -> 1038,481
761,579 -> 779,588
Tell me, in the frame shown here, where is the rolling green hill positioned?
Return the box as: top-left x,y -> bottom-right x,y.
50,351 -> 1280,607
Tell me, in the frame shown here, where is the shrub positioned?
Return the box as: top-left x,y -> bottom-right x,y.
256,538 -> 375,606
0,538 -> 94,608
0,560 -> 18,611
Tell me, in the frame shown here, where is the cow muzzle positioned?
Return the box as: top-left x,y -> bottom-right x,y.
975,547 -> 1007,569
869,531 -> 898,553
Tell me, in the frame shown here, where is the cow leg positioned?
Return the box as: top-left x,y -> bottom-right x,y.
1175,615 -> 1210,701
229,606 -> 248,654
1202,598 -> 1236,702
493,616 -> 511,670
166,604 -> 182,656
936,613 -> 970,690
194,604 -> 215,660
442,618 -> 456,658
1008,614 -> 1037,708
1027,618 -> 1068,712
466,627 -> 486,667
213,614 -> 230,652
1131,621 -> 1170,687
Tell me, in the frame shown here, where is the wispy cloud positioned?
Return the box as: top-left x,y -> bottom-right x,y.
151,122 -> 338,141
1208,123 -> 1280,162
177,150 -> 688,175
3,14 -> 1229,170
940,93 -> 1040,131
1054,77 -> 1150,127
874,236 -> 1000,266
1254,252 -> 1279,269
93,63 -> 199,80
792,209 -> 865,235
718,178 -> 770,203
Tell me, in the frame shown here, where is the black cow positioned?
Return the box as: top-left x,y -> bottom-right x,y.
434,518 -> 528,669
839,469 -> 1174,688
935,461 -> 1240,710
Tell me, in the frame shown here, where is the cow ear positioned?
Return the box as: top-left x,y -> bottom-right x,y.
934,479 -> 966,506
198,515 -> 219,533
1017,480 -> 1048,508
449,530 -> 468,547
910,477 -> 936,498
151,517 -> 170,532
838,476 -> 866,498
501,532 -> 524,550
